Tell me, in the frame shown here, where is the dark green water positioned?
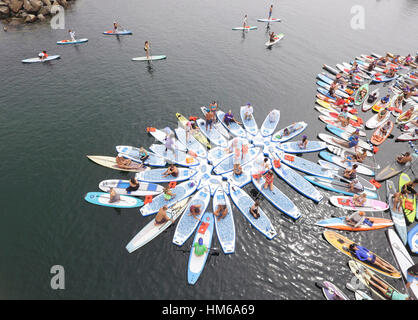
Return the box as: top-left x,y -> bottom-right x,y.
0,0 -> 417,299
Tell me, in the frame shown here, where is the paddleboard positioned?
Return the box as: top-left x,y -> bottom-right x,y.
135,167 -> 197,183
216,110 -> 247,138
319,150 -> 375,176
103,30 -> 132,35
318,133 -> 372,157
362,88 -> 379,112
319,116 -> 366,136
370,121 -> 393,146
325,125 -> 371,151
260,109 -> 280,137
149,128 -> 187,152
84,192 -> 143,208
196,119 -> 229,148
321,281 -> 349,300
175,126 -> 207,159
99,179 -> 163,197
229,184 -> 277,239
172,186 -> 212,246
354,83 -> 369,106
257,18 -> 281,22
57,38 -> 88,45
278,152 -> 334,178
277,140 -> 327,154
140,180 -> 198,216
271,121 -> 307,143
132,55 -> 167,61
329,196 -> 389,212
176,113 -> 211,149
212,187 -> 235,254
213,147 -> 261,175
22,55 -> 60,63
375,153 -> 417,181
115,146 -> 166,167
232,26 -> 257,30
87,155 -> 150,173
149,144 -> 200,167
187,211 -> 214,285
125,197 -> 190,253
386,180 -> 408,244
399,172 -> 416,223
240,106 -> 259,136
323,231 -> 401,279
315,216 -> 393,231
397,131 -> 418,141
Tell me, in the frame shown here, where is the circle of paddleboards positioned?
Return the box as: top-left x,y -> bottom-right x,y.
265,33 -> 284,47
57,39 -> 88,45
132,55 -> 167,61
232,26 -> 257,30
84,192 -> 143,208
22,55 -> 60,63
257,18 -> 281,22
103,30 -> 132,35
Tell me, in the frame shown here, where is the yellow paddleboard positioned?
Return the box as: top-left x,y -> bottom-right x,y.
323,230 -> 401,279
176,113 -> 211,149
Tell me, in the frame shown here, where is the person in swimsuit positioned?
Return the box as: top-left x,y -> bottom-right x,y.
298,135 -> 308,149
144,41 -> 150,59
347,244 -> 398,274
396,151 -> 412,164
263,169 -> 275,192
164,133 -> 176,156
154,205 -> 173,225
337,107 -> 350,127
393,190 -> 405,212
402,179 -> 417,195
68,29 -> 76,42
268,4 -> 273,19
214,204 -> 228,220
249,199 -> 260,219
163,186 -> 176,201
378,121 -> 391,137
343,164 -> 358,180
205,110 -> 215,131
243,14 -> 248,29
109,188 -> 120,203
352,193 -> 367,207
162,164 -> 179,178
115,155 -> 142,169
189,204 -> 202,219
126,177 -> 140,192
243,103 -> 253,120
138,147 -> 150,162
332,135 -> 359,151
363,269 -> 410,300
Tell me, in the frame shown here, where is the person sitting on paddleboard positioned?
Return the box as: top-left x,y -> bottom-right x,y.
249,199 -> 260,219
396,151 -> 412,165
364,269 -> 410,300
262,169 -> 274,192
189,204 -> 202,219
268,110 -> 278,123
144,41 -> 150,59
233,163 -> 243,176
109,188 -> 120,203
345,211 -> 366,228
367,60 -> 377,72
163,186 -> 176,201
269,31 -> 276,43
352,193 -> 367,207
393,190 -> 405,212
348,178 -> 364,193
223,110 -> 240,127
386,68 -> 396,78
401,178 -> 418,195
138,147 -> 150,162
336,107 -> 350,127
214,203 -> 228,221
349,62 -> 360,74
126,177 -> 140,192
404,54 -> 413,66
193,237 -> 208,257
377,107 -> 388,122
328,81 -> 338,98
154,205 -> 173,225
379,121 -> 391,137
367,91 -> 378,104
343,164 -> 358,180
243,103 -> 253,121
358,87 -> 367,100
347,244 -> 398,274
205,110 -> 215,131
297,135 -> 308,150
38,50 -> 48,61
162,164 -> 179,178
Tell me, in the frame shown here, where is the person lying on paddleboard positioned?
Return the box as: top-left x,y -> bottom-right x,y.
348,178 -> 364,193
243,103 -> 253,121
282,123 -> 300,137
345,211 -> 366,228
298,135 -> 308,149
249,200 -> 260,219
154,205 -> 173,225
358,87 -> 367,100
396,151 -> 412,165
126,177 -> 140,192
378,121 -> 391,137
109,188 -> 120,203
214,203 -> 228,221
193,237 -> 208,256
346,244 -> 398,274
352,193 -> 367,207
363,269 -> 410,300
189,204 -> 202,219
367,60 -> 377,72
162,164 -> 179,178
115,155 -> 143,169
332,135 -> 359,151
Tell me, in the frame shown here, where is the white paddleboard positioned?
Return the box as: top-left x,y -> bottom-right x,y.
132,55 -> 167,61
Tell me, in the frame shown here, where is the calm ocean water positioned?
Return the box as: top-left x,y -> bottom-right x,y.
0,0 -> 417,299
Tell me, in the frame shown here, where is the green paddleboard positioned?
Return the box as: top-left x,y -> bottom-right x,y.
354,83 -> 369,106
399,173 -> 416,223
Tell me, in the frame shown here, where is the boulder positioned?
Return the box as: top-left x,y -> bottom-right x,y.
37,12 -> 45,21
56,0 -> 67,8
29,0 -> 43,11
38,5 -> 49,15
24,13 -> 36,22
9,0 -> 23,13
9,16 -> 24,24
41,0 -> 51,6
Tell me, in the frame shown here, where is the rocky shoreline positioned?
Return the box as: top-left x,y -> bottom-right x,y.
0,0 -> 76,25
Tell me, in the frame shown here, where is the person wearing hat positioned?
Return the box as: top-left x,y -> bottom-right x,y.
345,210 -> 366,228
298,135 -> 308,150
193,237 -> 208,256
243,103 -> 254,121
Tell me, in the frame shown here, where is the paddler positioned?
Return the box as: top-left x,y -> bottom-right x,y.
378,121 -> 391,137
126,177 -> 140,193
328,81 -> 338,98
386,68 -> 396,78
262,169 -> 275,192
68,29 -> 76,42
358,87 -> 367,100
298,135 -> 308,150
348,178 -> 364,193
38,50 -> 48,61
164,132 -> 176,155
209,101 -> 218,114
113,21 -> 119,33
396,151 -> 412,165
205,110 -> 215,131
367,60 -> 377,72
138,147 -> 150,162
268,4 -> 273,19
243,103 -> 253,121
243,14 -> 248,29
162,164 -> 179,178
189,204 -> 202,219
249,199 -> 260,219
346,244 -> 399,274
154,205 -> 173,225
144,41 -> 151,60
403,54 -> 413,66
268,109 -> 278,123
364,269 -> 410,300
332,134 -> 359,151
336,107 -> 350,127
223,110 -> 241,127
352,193 -> 367,207
163,186 -> 176,201
393,190 -> 405,211
108,188 -> 120,203
268,31 -> 276,43
214,203 -> 228,221
345,211 -> 366,228
376,107 -> 388,122
193,238 -> 208,257
343,164 -> 358,180
185,121 -> 192,143
367,91 -> 378,104
401,178 -> 417,195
